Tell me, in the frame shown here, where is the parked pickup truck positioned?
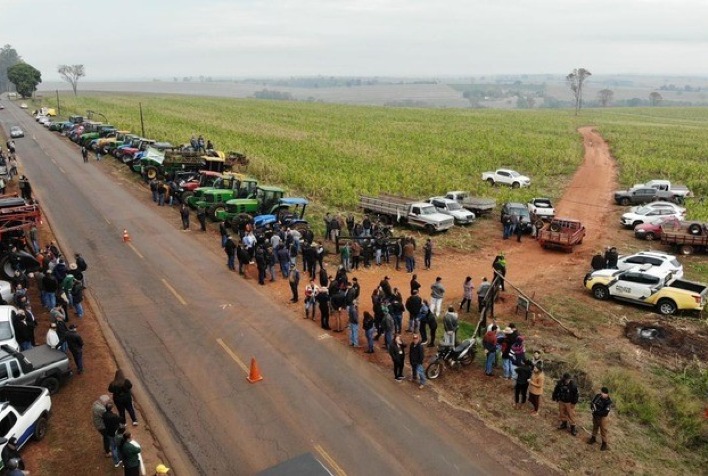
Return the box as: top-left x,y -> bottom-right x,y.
632,180 -> 692,198
427,197 -> 475,225
481,169 -> 531,188
661,222 -> 708,256
0,344 -> 72,394
444,191 -> 496,216
538,218 -> 585,252
527,197 -> 555,225
0,386 -> 51,469
360,195 -> 454,234
584,265 -> 708,315
0,385 -> 52,474
613,186 -> 684,206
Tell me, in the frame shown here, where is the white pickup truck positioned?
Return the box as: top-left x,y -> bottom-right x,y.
481,169 -> 531,188
0,386 -> 52,470
360,195 -> 454,234
632,180 -> 692,198
527,198 -> 555,224
427,197 -> 476,225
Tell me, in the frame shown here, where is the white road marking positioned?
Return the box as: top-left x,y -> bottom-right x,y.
216,338 -> 249,374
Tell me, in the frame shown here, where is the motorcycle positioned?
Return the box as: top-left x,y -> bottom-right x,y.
425,337 -> 477,379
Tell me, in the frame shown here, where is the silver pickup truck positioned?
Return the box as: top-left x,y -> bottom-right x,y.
360,195 -> 454,234
0,345 -> 73,395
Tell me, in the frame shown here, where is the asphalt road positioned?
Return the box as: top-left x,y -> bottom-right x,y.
1,101 -> 551,476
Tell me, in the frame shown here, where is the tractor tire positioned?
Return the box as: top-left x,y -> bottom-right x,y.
657,299 -> 677,316
208,205 -> 226,221
145,166 -> 159,181
0,256 -> 15,281
180,191 -> 194,204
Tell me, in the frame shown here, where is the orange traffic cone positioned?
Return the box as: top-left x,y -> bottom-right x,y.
246,357 -> 263,383
122,229 -> 131,243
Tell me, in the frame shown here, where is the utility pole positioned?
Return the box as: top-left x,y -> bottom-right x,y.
56,90 -> 60,115
139,102 -> 146,137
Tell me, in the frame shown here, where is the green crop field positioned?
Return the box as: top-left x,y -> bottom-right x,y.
48,94 -> 708,220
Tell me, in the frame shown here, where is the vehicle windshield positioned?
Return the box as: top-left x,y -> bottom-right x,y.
419,206 -> 436,215
635,206 -> 651,215
447,202 -> 462,211
508,171 -> 520,177
0,322 -> 13,340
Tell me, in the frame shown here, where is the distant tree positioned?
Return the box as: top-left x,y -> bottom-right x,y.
566,68 -> 592,115
649,91 -> 663,106
7,62 -> 42,98
0,45 -> 22,93
58,64 -> 85,96
597,89 -> 614,107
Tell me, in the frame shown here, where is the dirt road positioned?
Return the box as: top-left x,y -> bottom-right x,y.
3,104 -> 555,475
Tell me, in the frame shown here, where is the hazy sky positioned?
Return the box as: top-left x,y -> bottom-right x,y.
2,0 -> 707,80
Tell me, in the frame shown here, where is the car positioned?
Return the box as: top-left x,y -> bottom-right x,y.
0,307 -> 19,352
620,205 -> 684,228
500,202 -> 533,233
9,126 -> 24,138
482,169 -> 531,188
629,201 -> 686,215
0,103 -> 4,110
634,216 -> 682,241
616,251 -> 684,279
19,103 -> 27,109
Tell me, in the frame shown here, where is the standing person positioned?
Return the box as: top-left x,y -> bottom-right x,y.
459,276 -> 474,312
29,225 -> 40,255
316,287 -> 330,330
224,236 -> 236,271
426,306 -> 438,347
46,322 -> 60,349
92,395 -> 111,458
500,327 -> 515,380
196,205 -> 207,232
442,306 -> 459,346
409,274 -> 421,296
348,302 -> 359,347
423,239 -> 433,269
71,279 -> 85,319
103,403 -> 123,467
477,277 -> 491,314
236,244 -> 250,275
389,333 -> 406,381
350,240 -> 362,270
304,280 -> 318,319
118,431 -> 142,476
515,218 -> 523,242
588,387 -> 612,451
255,247 -> 267,285
604,247 -> 618,269
492,253 -> 507,291
149,178 -> 159,203
363,311 -> 375,353
288,267 -> 300,303
109,369 -> 139,426
528,362 -> 545,415
403,239 -> 415,273
404,290 -> 422,333
409,334 -> 426,389
482,325 -> 498,376
65,324 -> 84,374
330,287 -> 347,333
219,221 -> 229,248
430,277 -> 445,317
180,204 -> 190,230
552,373 -> 579,436
81,145 -> 89,163
514,360 -> 533,409
339,240 -> 351,272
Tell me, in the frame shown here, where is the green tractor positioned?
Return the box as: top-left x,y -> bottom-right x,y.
214,186 -> 287,224
80,124 -> 116,147
190,175 -> 259,216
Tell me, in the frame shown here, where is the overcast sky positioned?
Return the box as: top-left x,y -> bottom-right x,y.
2,0 -> 707,80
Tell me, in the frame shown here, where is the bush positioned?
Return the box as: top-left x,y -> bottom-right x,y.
604,369 -> 660,425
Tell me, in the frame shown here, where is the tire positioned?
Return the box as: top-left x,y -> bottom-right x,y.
426,361 -> 442,380
675,196 -> 685,205
208,205 -> 225,221
680,245 -> 694,256
425,224 -> 435,235
620,198 -> 631,206
41,376 -> 60,395
592,285 -> 610,300
550,223 -> 561,232
0,256 -> 15,281
180,191 -> 194,203
688,223 -> 703,235
535,219 -> 545,230
460,352 -> 475,366
33,416 -> 49,441
378,215 -> 391,226
512,182 -> 520,189
486,178 -> 495,186
632,221 -> 642,228
145,166 -> 159,180
657,299 -> 677,316
645,232 -> 655,241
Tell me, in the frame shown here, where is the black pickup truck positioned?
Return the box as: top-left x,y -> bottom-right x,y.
614,187 -> 683,206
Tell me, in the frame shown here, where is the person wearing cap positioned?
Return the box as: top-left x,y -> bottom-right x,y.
552,373 -> 580,436
588,387 -> 613,451
1,437 -> 24,472
430,277 -> 445,317
65,324 -> 85,374
155,464 -> 170,475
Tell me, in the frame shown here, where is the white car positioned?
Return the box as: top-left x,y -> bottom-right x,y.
630,201 -> 686,215
0,305 -> 20,351
9,126 -> 24,138
19,103 -> 28,109
481,169 -> 531,188
621,206 -> 684,228
427,197 -> 475,225
616,251 -> 683,279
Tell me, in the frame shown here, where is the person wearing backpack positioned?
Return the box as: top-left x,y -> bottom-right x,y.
552,373 -> 580,436
588,387 -> 613,451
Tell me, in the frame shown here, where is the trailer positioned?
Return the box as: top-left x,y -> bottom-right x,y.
538,218 -> 585,253
661,225 -> 708,255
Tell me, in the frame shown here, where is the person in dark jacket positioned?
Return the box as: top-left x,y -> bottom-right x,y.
405,290 -> 422,333
514,360 -> 533,409
65,324 -> 84,374
389,333 -> 406,381
588,387 -> 613,451
1,437 -> 24,472
236,244 -> 250,275
255,247 -> 267,285
109,369 -> 138,426
409,334 -> 426,388
552,372 -> 580,435
103,403 -> 123,467
363,311 -> 375,353
604,247 -> 618,269
315,287 -> 330,330
180,204 -> 190,230
224,236 -> 236,271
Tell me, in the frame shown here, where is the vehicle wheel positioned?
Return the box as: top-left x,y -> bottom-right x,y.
0,256 -> 15,281
426,361 -> 442,380
657,299 -> 677,316
688,223 -> 703,235
550,223 -> 561,232
121,155 -> 133,165
620,198 -> 631,206
632,221 -> 642,228
679,245 -> 694,256
293,222 -> 310,233
486,178 -> 495,186
535,219 -> 545,230
378,215 -> 392,226
674,196 -> 685,205
180,191 -> 194,203
460,352 -> 475,366
208,205 -> 225,221
425,224 -> 435,235
145,166 -> 159,180
33,416 -> 49,441
592,285 -> 610,300
645,232 -> 656,241
41,376 -> 60,395
512,182 -> 520,189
